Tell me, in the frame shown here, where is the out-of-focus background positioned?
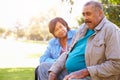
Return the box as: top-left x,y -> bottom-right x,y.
0,0 -> 119,80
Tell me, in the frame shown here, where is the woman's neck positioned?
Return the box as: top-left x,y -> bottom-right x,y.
59,36 -> 67,49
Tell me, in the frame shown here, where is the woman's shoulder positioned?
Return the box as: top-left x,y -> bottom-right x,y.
69,29 -> 76,33
48,38 -> 59,45
67,29 -> 76,38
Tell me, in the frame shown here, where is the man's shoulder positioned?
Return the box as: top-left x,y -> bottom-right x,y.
75,23 -> 87,33
104,20 -> 120,32
78,23 -> 86,30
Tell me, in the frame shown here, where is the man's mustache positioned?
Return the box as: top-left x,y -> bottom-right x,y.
85,20 -> 91,23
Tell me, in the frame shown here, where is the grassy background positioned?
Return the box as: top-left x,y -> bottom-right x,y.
0,68 -> 35,80
0,40 -> 48,80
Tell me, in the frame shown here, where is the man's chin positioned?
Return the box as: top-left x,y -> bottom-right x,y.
87,25 -> 94,29
86,24 -> 91,27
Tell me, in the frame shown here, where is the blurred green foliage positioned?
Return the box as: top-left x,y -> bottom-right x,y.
100,0 -> 120,27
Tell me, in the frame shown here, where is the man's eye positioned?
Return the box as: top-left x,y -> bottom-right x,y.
82,13 -> 85,16
86,12 -> 91,16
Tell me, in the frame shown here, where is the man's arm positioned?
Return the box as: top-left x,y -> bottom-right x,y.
49,52 -> 68,74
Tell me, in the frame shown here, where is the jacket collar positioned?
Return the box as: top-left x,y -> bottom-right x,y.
94,17 -> 107,31
67,30 -> 74,39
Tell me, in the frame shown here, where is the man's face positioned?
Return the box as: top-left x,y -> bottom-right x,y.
82,5 -> 101,29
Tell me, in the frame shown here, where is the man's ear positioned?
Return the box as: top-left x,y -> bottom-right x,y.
99,9 -> 103,16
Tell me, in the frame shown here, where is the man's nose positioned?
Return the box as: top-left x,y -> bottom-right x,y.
84,15 -> 89,20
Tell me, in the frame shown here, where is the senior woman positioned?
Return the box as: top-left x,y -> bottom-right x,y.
35,17 -> 76,80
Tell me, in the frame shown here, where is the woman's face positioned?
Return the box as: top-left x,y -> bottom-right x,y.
54,22 -> 67,38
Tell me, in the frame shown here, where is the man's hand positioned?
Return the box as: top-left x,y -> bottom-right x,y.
63,68 -> 89,80
48,72 -> 57,80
